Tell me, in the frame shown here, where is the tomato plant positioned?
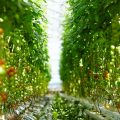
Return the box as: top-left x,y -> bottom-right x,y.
0,0 -> 51,114
60,0 -> 120,112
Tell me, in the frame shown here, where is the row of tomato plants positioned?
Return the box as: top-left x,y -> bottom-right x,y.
60,0 -> 120,112
0,0 -> 51,114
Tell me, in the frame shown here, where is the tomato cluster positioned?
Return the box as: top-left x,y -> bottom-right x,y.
0,28 -> 4,35
7,67 -> 16,78
0,92 -> 8,103
0,59 -> 16,77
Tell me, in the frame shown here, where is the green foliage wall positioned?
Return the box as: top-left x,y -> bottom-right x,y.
60,0 -> 120,108
0,0 -> 50,113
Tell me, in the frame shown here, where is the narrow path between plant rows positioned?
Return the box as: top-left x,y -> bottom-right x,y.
5,94 -> 86,120
4,93 -> 120,120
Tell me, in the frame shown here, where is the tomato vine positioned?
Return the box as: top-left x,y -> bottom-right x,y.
60,0 -> 120,111
0,0 -> 51,114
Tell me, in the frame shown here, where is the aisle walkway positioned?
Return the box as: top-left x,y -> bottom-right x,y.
4,93 -> 120,120
5,94 -> 84,120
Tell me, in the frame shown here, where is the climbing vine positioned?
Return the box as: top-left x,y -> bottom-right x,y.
0,0 -> 51,114
60,0 -> 120,111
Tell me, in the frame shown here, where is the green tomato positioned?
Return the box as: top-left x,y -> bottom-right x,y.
0,66 -> 6,75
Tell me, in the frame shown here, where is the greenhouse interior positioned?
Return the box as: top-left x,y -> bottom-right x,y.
0,0 -> 120,120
